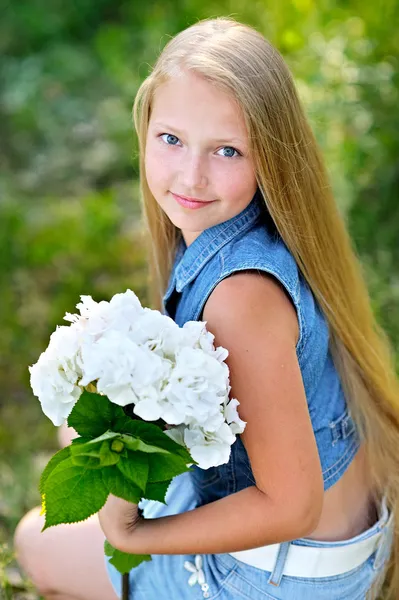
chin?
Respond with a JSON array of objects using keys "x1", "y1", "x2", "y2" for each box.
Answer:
[
  {"x1": 173, "y1": 219, "x2": 207, "y2": 233},
  {"x1": 166, "y1": 209, "x2": 206, "y2": 229}
]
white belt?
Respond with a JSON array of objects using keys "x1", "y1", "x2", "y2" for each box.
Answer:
[{"x1": 229, "y1": 531, "x2": 382, "y2": 578}]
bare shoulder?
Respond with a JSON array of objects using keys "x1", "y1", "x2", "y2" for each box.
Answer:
[
  {"x1": 203, "y1": 271, "x2": 323, "y2": 531},
  {"x1": 203, "y1": 270, "x2": 299, "y2": 347}
]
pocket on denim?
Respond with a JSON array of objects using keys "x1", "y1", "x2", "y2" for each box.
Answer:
[
  {"x1": 202, "y1": 554, "x2": 238, "y2": 600},
  {"x1": 213, "y1": 555, "x2": 280, "y2": 600},
  {"x1": 220, "y1": 573, "x2": 280, "y2": 600},
  {"x1": 281, "y1": 555, "x2": 377, "y2": 600},
  {"x1": 215, "y1": 554, "x2": 378, "y2": 600}
]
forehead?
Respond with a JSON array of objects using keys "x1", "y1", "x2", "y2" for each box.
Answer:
[{"x1": 149, "y1": 71, "x2": 248, "y2": 137}]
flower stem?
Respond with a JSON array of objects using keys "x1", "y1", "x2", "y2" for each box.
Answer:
[{"x1": 122, "y1": 573, "x2": 129, "y2": 600}]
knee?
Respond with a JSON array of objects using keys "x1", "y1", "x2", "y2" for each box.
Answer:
[
  {"x1": 14, "y1": 506, "x2": 43, "y2": 564},
  {"x1": 14, "y1": 506, "x2": 49, "y2": 593},
  {"x1": 57, "y1": 422, "x2": 79, "y2": 448}
]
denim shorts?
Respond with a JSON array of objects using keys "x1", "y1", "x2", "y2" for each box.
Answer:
[{"x1": 105, "y1": 472, "x2": 393, "y2": 600}]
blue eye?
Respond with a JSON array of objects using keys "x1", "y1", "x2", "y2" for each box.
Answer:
[
  {"x1": 160, "y1": 133, "x2": 180, "y2": 145},
  {"x1": 217, "y1": 146, "x2": 240, "y2": 158}
]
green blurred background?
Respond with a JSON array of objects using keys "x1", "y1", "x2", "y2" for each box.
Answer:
[{"x1": 0, "y1": 1, "x2": 398, "y2": 597}]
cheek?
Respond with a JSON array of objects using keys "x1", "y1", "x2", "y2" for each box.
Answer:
[
  {"x1": 215, "y1": 162, "x2": 257, "y2": 200},
  {"x1": 144, "y1": 143, "x2": 173, "y2": 190}
]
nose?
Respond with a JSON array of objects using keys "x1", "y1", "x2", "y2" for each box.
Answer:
[{"x1": 179, "y1": 152, "x2": 208, "y2": 190}]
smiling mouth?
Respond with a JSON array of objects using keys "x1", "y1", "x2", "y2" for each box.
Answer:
[
  {"x1": 171, "y1": 192, "x2": 216, "y2": 210},
  {"x1": 171, "y1": 192, "x2": 214, "y2": 203}
]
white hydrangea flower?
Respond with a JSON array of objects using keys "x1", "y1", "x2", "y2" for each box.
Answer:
[
  {"x1": 107, "y1": 289, "x2": 144, "y2": 332},
  {"x1": 163, "y1": 347, "x2": 229, "y2": 425},
  {"x1": 224, "y1": 398, "x2": 247, "y2": 435},
  {"x1": 65, "y1": 289, "x2": 143, "y2": 338},
  {"x1": 133, "y1": 383, "x2": 185, "y2": 422},
  {"x1": 79, "y1": 330, "x2": 170, "y2": 407},
  {"x1": 183, "y1": 423, "x2": 236, "y2": 469},
  {"x1": 181, "y1": 321, "x2": 215, "y2": 351},
  {"x1": 163, "y1": 424, "x2": 186, "y2": 446},
  {"x1": 29, "y1": 325, "x2": 83, "y2": 426},
  {"x1": 186, "y1": 409, "x2": 225, "y2": 433},
  {"x1": 130, "y1": 308, "x2": 182, "y2": 358},
  {"x1": 30, "y1": 289, "x2": 247, "y2": 470},
  {"x1": 181, "y1": 321, "x2": 229, "y2": 363}
]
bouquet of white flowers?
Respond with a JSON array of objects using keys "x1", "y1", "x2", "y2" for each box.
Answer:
[{"x1": 29, "y1": 290, "x2": 246, "y2": 573}]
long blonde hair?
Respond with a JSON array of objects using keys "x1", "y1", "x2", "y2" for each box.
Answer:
[{"x1": 133, "y1": 17, "x2": 399, "y2": 597}]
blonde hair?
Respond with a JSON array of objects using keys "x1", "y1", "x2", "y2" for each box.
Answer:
[{"x1": 133, "y1": 17, "x2": 399, "y2": 598}]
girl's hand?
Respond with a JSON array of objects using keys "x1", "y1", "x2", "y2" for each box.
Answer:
[{"x1": 98, "y1": 493, "x2": 143, "y2": 550}]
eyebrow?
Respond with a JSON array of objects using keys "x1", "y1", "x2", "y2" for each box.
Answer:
[{"x1": 152, "y1": 122, "x2": 245, "y2": 146}]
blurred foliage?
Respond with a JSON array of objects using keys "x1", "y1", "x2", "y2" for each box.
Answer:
[{"x1": 0, "y1": 1, "x2": 397, "y2": 597}]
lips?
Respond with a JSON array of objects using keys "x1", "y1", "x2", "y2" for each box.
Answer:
[
  {"x1": 171, "y1": 192, "x2": 215, "y2": 210},
  {"x1": 172, "y1": 193, "x2": 212, "y2": 203}
]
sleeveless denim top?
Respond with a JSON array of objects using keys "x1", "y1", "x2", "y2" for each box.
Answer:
[{"x1": 162, "y1": 191, "x2": 360, "y2": 505}]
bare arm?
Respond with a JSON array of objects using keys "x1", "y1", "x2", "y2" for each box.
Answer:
[
  {"x1": 101, "y1": 482, "x2": 319, "y2": 555},
  {"x1": 99, "y1": 272, "x2": 324, "y2": 555}
]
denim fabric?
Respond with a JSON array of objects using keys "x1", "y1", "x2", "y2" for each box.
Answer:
[
  {"x1": 163, "y1": 190, "x2": 360, "y2": 497},
  {"x1": 105, "y1": 191, "x2": 378, "y2": 598},
  {"x1": 106, "y1": 472, "x2": 392, "y2": 599}
]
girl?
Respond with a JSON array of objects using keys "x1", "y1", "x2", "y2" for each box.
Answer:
[{"x1": 15, "y1": 17, "x2": 399, "y2": 600}]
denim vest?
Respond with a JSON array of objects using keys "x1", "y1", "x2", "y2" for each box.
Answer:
[{"x1": 162, "y1": 191, "x2": 360, "y2": 505}]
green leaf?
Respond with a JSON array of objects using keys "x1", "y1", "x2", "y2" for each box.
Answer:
[
  {"x1": 70, "y1": 432, "x2": 121, "y2": 461},
  {"x1": 70, "y1": 440, "x2": 102, "y2": 459},
  {"x1": 42, "y1": 457, "x2": 108, "y2": 529},
  {"x1": 120, "y1": 434, "x2": 171, "y2": 455},
  {"x1": 70, "y1": 454, "x2": 103, "y2": 468},
  {"x1": 68, "y1": 437, "x2": 96, "y2": 466},
  {"x1": 116, "y1": 420, "x2": 192, "y2": 462},
  {"x1": 144, "y1": 480, "x2": 171, "y2": 503},
  {"x1": 104, "y1": 539, "x2": 115, "y2": 557},
  {"x1": 71, "y1": 436, "x2": 92, "y2": 446},
  {"x1": 110, "y1": 549, "x2": 152, "y2": 573},
  {"x1": 70, "y1": 438, "x2": 103, "y2": 468},
  {"x1": 147, "y1": 453, "x2": 190, "y2": 483},
  {"x1": 67, "y1": 390, "x2": 116, "y2": 437},
  {"x1": 117, "y1": 452, "x2": 149, "y2": 492},
  {"x1": 104, "y1": 540, "x2": 151, "y2": 573},
  {"x1": 39, "y1": 446, "x2": 71, "y2": 495},
  {"x1": 70, "y1": 439, "x2": 120, "y2": 468},
  {"x1": 112, "y1": 412, "x2": 138, "y2": 433},
  {"x1": 102, "y1": 466, "x2": 142, "y2": 503},
  {"x1": 99, "y1": 440, "x2": 121, "y2": 466},
  {"x1": 85, "y1": 430, "x2": 121, "y2": 445}
]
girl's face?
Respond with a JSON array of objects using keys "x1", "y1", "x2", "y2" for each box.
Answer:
[{"x1": 145, "y1": 70, "x2": 258, "y2": 246}]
